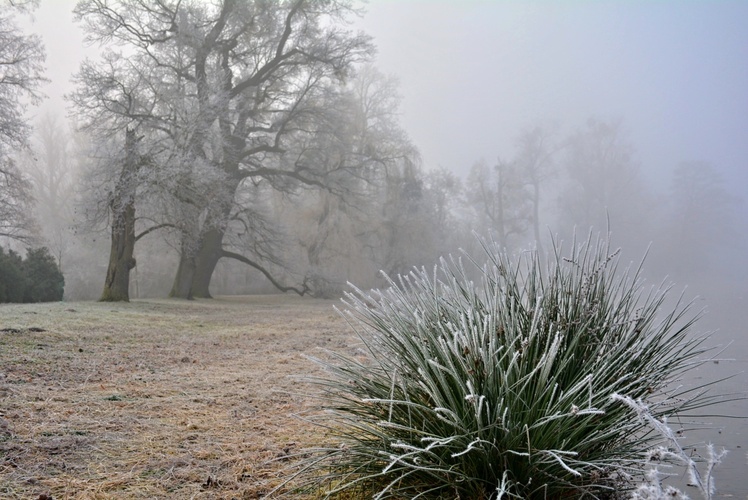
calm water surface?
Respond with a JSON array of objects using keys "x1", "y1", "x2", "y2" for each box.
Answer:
[{"x1": 665, "y1": 292, "x2": 748, "y2": 498}]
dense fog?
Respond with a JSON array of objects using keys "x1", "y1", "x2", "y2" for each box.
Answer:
[
  {"x1": 1, "y1": 1, "x2": 746, "y2": 492},
  {"x1": 2, "y1": 0, "x2": 745, "y2": 306}
]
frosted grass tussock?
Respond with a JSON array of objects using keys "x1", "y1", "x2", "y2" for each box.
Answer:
[{"x1": 292, "y1": 235, "x2": 722, "y2": 499}]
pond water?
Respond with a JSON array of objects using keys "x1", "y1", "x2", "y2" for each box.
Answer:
[{"x1": 664, "y1": 292, "x2": 748, "y2": 498}]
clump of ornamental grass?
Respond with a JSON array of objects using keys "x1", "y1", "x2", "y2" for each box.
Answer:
[{"x1": 294, "y1": 236, "x2": 721, "y2": 499}]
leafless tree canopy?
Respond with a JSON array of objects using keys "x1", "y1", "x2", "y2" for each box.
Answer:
[{"x1": 0, "y1": 0, "x2": 46, "y2": 243}]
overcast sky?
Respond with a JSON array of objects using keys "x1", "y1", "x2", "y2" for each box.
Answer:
[
  {"x1": 28, "y1": 0, "x2": 748, "y2": 195},
  {"x1": 358, "y1": 1, "x2": 748, "y2": 191}
]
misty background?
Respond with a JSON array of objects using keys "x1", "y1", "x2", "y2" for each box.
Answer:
[{"x1": 8, "y1": 0, "x2": 747, "y2": 301}]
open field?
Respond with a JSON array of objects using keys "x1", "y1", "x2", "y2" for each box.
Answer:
[
  {"x1": 1, "y1": 294, "x2": 746, "y2": 499},
  {"x1": 0, "y1": 295, "x2": 354, "y2": 499}
]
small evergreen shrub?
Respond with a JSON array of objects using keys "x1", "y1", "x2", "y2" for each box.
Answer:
[
  {"x1": 0, "y1": 246, "x2": 64, "y2": 303},
  {"x1": 298, "y1": 236, "x2": 718, "y2": 499},
  {"x1": 22, "y1": 247, "x2": 65, "y2": 302},
  {"x1": 0, "y1": 247, "x2": 27, "y2": 303}
]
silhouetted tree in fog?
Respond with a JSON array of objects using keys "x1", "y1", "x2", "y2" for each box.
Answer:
[
  {"x1": 289, "y1": 66, "x2": 419, "y2": 295},
  {"x1": 21, "y1": 114, "x2": 77, "y2": 269},
  {"x1": 556, "y1": 117, "x2": 653, "y2": 250},
  {"x1": 661, "y1": 161, "x2": 741, "y2": 278},
  {"x1": 0, "y1": 159, "x2": 37, "y2": 243},
  {"x1": 70, "y1": 44, "x2": 175, "y2": 301},
  {"x1": 513, "y1": 125, "x2": 558, "y2": 251},
  {"x1": 0, "y1": 0, "x2": 46, "y2": 243},
  {"x1": 465, "y1": 158, "x2": 531, "y2": 248}
]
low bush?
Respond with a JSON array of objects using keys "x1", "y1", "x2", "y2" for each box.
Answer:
[
  {"x1": 22, "y1": 247, "x2": 65, "y2": 302},
  {"x1": 0, "y1": 247, "x2": 26, "y2": 302},
  {"x1": 0, "y1": 246, "x2": 64, "y2": 303},
  {"x1": 297, "y1": 236, "x2": 719, "y2": 499}
]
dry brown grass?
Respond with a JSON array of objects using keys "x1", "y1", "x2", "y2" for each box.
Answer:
[{"x1": 0, "y1": 295, "x2": 356, "y2": 499}]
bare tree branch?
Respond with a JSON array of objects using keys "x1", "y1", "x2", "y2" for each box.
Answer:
[{"x1": 221, "y1": 249, "x2": 309, "y2": 296}]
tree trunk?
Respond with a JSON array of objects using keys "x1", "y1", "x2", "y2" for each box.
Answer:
[
  {"x1": 169, "y1": 237, "x2": 198, "y2": 299},
  {"x1": 495, "y1": 163, "x2": 506, "y2": 243},
  {"x1": 532, "y1": 182, "x2": 543, "y2": 254},
  {"x1": 100, "y1": 129, "x2": 139, "y2": 302},
  {"x1": 100, "y1": 202, "x2": 136, "y2": 301},
  {"x1": 170, "y1": 174, "x2": 239, "y2": 299},
  {"x1": 190, "y1": 227, "x2": 225, "y2": 298}
]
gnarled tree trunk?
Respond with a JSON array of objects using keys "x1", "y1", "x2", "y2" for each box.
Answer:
[
  {"x1": 169, "y1": 236, "x2": 199, "y2": 299},
  {"x1": 190, "y1": 227, "x2": 224, "y2": 298},
  {"x1": 170, "y1": 176, "x2": 237, "y2": 299},
  {"x1": 170, "y1": 223, "x2": 310, "y2": 299},
  {"x1": 100, "y1": 129, "x2": 139, "y2": 302}
]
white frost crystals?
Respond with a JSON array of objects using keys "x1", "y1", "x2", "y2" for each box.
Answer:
[{"x1": 613, "y1": 393, "x2": 727, "y2": 500}]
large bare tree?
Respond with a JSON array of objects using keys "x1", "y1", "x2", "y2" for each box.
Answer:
[
  {"x1": 465, "y1": 157, "x2": 532, "y2": 248},
  {"x1": 289, "y1": 66, "x2": 419, "y2": 294},
  {"x1": 556, "y1": 117, "x2": 653, "y2": 247},
  {"x1": 0, "y1": 0, "x2": 46, "y2": 243},
  {"x1": 20, "y1": 114, "x2": 78, "y2": 269},
  {"x1": 73, "y1": 0, "x2": 374, "y2": 299},
  {"x1": 70, "y1": 43, "x2": 178, "y2": 301},
  {"x1": 513, "y1": 125, "x2": 558, "y2": 251}
]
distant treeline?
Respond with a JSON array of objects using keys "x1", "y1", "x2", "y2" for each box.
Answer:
[{"x1": 0, "y1": 247, "x2": 64, "y2": 303}]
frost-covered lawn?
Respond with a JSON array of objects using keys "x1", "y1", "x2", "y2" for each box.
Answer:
[{"x1": 0, "y1": 296, "x2": 350, "y2": 499}]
